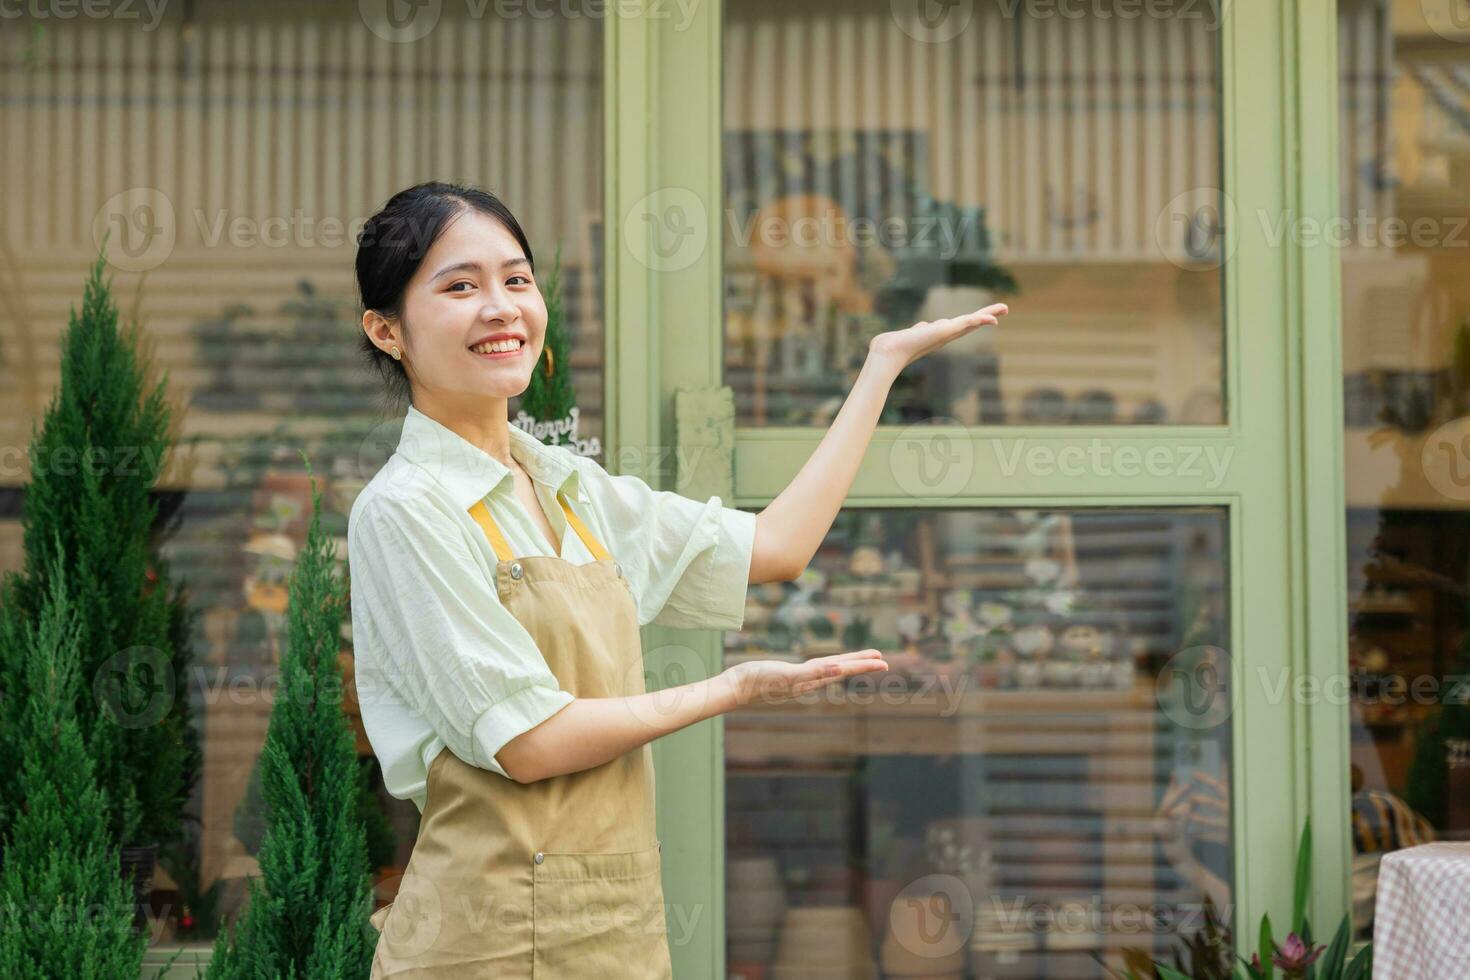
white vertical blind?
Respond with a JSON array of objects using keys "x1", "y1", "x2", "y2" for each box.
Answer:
[
  {"x1": 0, "y1": 0, "x2": 604, "y2": 478},
  {"x1": 723, "y1": 0, "x2": 1222, "y2": 263}
]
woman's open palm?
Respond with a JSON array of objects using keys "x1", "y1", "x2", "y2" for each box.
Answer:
[
  {"x1": 726, "y1": 650, "x2": 888, "y2": 706},
  {"x1": 869, "y1": 302, "x2": 1009, "y2": 370}
]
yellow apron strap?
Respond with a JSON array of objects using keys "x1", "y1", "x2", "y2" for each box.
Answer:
[
  {"x1": 468, "y1": 499, "x2": 515, "y2": 563},
  {"x1": 469, "y1": 491, "x2": 613, "y2": 563},
  {"x1": 557, "y1": 492, "x2": 613, "y2": 562}
]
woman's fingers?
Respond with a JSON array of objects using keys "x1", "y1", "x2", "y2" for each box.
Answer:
[
  {"x1": 805, "y1": 649, "x2": 887, "y2": 667},
  {"x1": 1157, "y1": 778, "x2": 1190, "y2": 813},
  {"x1": 945, "y1": 303, "x2": 1008, "y2": 332},
  {"x1": 780, "y1": 651, "x2": 888, "y2": 696},
  {"x1": 744, "y1": 650, "x2": 892, "y2": 704},
  {"x1": 963, "y1": 307, "x2": 1006, "y2": 331},
  {"x1": 1189, "y1": 790, "x2": 1228, "y2": 813},
  {"x1": 1191, "y1": 769, "x2": 1228, "y2": 796},
  {"x1": 915, "y1": 305, "x2": 1006, "y2": 349},
  {"x1": 1181, "y1": 799, "x2": 1228, "y2": 822},
  {"x1": 800, "y1": 655, "x2": 887, "y2": 687},
  {"x1": 804, "y1": 652, "x2": 887, "y2": 678}
]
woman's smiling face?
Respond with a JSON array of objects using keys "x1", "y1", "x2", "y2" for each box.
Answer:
[{"x1": 398, "y1": 208, "x2": 546, "y2": 402}]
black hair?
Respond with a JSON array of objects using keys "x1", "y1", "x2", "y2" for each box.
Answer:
[{"x1": 355, "y1": 181, "x2": 536, "y2": 408}]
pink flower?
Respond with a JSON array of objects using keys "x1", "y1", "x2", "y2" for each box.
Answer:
[{"x1": 1271, "y1": 933, "x2": 1326, "y2": 975}]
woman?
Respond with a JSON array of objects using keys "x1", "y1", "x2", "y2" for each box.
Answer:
[{"x1": 349, "y1": 181, "x2": 1008, "y2": 977}]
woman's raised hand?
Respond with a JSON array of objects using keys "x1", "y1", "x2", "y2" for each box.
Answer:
[
  {"x1": 867, "y1": 302, "x2": 1009, "y2": 372},
  {"x1": 722, "y1": 650, "x2": 889, "y2": 707}
]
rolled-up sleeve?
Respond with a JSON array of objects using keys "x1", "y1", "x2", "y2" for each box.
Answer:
[
  {"x1": 585, "y1": 467, "x2": 756, "y2": 631},
  {"x1": 347, "y1": 496, "x2": 573, "y2": 778}
]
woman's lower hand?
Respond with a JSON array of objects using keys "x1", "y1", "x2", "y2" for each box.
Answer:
[{"x1": 722, "y1": 650, "x2": 889, "y2": 707}]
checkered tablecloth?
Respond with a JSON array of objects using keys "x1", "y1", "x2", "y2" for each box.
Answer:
[{"x1": 1372, "y1": 842, "x2": 1470, "y2": 979}]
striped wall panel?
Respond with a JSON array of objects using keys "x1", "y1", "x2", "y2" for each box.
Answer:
[
  {"x1": 0, "y1": 0, "x2": 605, "y2": 486},
  {"x1": 723, "y1": 0, "x2": 1223, "y2": 264}
]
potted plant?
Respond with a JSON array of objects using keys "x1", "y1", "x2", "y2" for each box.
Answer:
[
  {"x1": 966, "y1": 633, "x2": 1004, "y2": 689},
  {"x1": 1098, "y1": 819, "x2": 1373, "y2": 979}
]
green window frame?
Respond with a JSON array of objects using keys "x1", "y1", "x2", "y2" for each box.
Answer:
[{"x1": 601, "y1": 1, "x2": 1350, "y2": 975}]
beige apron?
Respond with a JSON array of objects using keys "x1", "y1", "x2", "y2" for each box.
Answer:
[{"x1": 369, "y1": 490, "x2": 674, "y2": 979}]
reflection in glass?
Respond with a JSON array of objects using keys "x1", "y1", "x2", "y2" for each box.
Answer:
[
  {"x1": 0, "y1": 2, "x2": 604, "y2": 945},
  {"x1": 724, "y1": 507, "x2": 1231, "y2": 978},
  {"x1": 723, "y1": 0, "x2": 1225, "y2": 428},
  {"x1": 1338, "y1": 0, "x2": 1470, "y2": 944}
]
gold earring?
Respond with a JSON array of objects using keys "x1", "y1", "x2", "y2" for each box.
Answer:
[
  {"x1": 390, "y1": 346, "x2": 402, "y2": 361},
  {"x1": 543, "y1": 346, "x2": 554, "y2": 378}
]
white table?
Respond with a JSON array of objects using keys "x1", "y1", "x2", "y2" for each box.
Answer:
[{"x1": 1372, "y1": 842, "x2": 1470, "y2": 979}]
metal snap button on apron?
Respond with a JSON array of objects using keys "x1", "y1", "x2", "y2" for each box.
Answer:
[
  {"x1": 534, "y1": 851, "x2": 544, "y2": 865},
  {"x1": 510, "y1": 561, "x2": 523, "y2": 580}
]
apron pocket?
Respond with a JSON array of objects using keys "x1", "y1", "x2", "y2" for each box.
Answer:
[{"x1": 532, "y1": 842, "x2": 672, "y2": 979}]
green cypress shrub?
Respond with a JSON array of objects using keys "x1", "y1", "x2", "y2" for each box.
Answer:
[
  {"x1": 206, "y1": 462, "x2": 374, "y2": 978},
  {"x1": 518, "y1": 243, "x2": 576, "y2": 442},
  {"x1": 0, "y1": 241, "x2": 200, "y2": 854},
  {"x1": 0, "y1": 544, "x2": 147, "y2": 978}
]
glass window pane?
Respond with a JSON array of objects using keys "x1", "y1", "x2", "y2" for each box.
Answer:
[
  {"x1": 1338, "y1": 0, "x2": 1470, "y2": 944},
  {"x1": 724, "y1": 507, "x2": 1232, "y2": 977},
  {"x1": 0, "y1": 0, "x2": 603, "y2": 946},
  {"x1": 722, "y1": 1, "x2": 1225, "y2": 427}
]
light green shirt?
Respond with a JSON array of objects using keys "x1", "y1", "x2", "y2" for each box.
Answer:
[{"x1": 348, "y1": 403, "x2": 755, "y2": 808}]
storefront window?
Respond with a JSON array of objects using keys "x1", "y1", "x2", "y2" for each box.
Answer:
[
  {"x1": 1338, "y1": 0, "x2": 1470, "y2": 944},
  {"x1": 722, "y1": 0, "x2": 1225, "y2": 428},
  {"x1": 0, "y1": 0, "x2": 604, "y2": 946},
  {"x1": 724, "y1": 507, "x2": 1231, "y2": 977}
]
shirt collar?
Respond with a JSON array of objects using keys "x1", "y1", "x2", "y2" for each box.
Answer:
[{"x1": 394, "y1": 403, "x2": 580, "y2": 510}]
